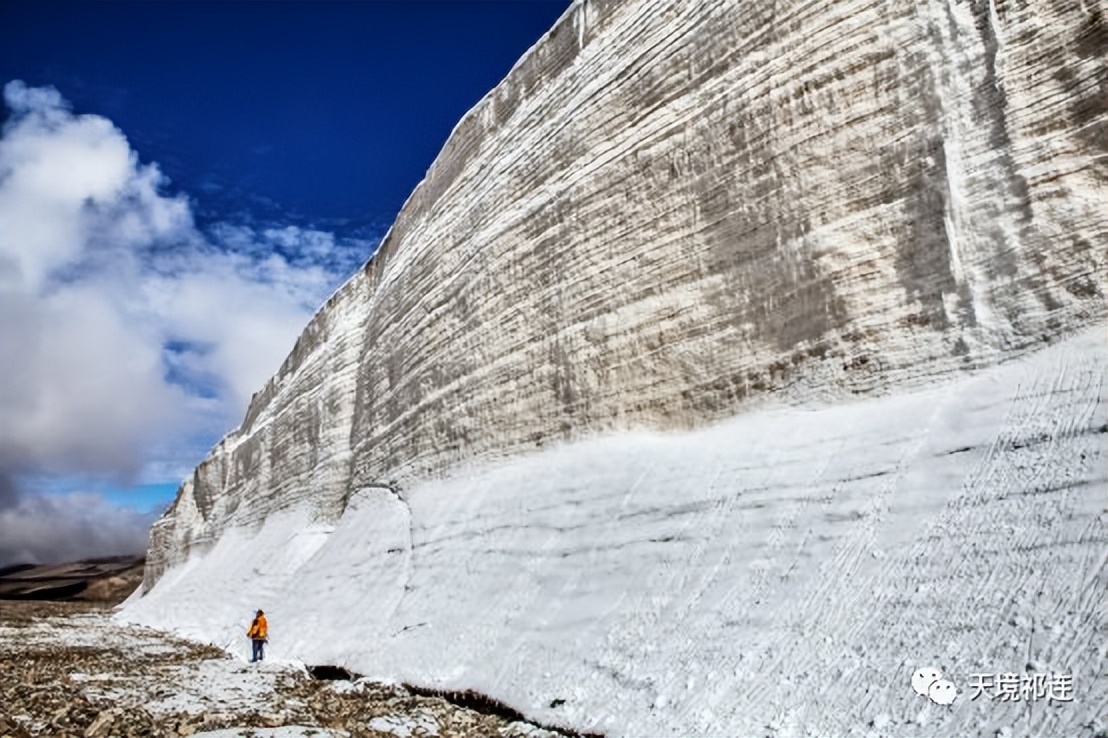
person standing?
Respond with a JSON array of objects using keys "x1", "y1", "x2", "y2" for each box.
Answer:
[{"x1": 247, "y1": 609, "x2": 268, "y2": 662}]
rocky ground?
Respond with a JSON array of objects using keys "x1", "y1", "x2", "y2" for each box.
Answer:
[{"x1": 0, "y1": 574, "x2": 577, "y2": 738}]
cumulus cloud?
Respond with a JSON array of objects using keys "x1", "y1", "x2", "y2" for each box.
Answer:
[
  {"x1": 0, "y1": 81, "x2": 193, "y2": 292},
  {"x1": 0, "y1": 81, "x2": 199, "y2": 480},
  {"x1": 0, "y1": 82, "x2": 375, "y2": 563}
]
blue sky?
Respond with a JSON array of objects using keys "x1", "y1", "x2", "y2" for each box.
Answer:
[{"x1": 0, "y1": 0, "x2": 568, "y2": 565}]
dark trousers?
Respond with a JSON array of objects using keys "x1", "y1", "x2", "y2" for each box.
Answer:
[{"x1": 251, "y1": 638, "x2": 265, "y2": 662}]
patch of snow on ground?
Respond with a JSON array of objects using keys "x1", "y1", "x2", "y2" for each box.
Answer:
[
  {"x1": 135, "y1": 657, "x2": 302, "y2": 716},
  {"x1": 367, "y1": 710, "x2": 440, "y2": 738}
]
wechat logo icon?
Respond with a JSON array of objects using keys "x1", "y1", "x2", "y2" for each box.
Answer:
[{"x1": 912, "y1": 666, "x2": 957, "y2": 705}]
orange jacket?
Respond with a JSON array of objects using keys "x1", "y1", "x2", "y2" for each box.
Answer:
[{"x1": 248, "y1": 615, "x2": 268, "y2": 640}]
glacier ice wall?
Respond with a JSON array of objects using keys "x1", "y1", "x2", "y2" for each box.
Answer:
[
  {"x1": 144, "y1": 0, "x2": 1105, "y2": 583},
  {"x1": 130, "y1": 0, "x2": 1106, "y2": 732}
]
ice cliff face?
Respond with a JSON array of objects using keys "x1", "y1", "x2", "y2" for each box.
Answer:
[
  {"x1": 147, "y1": 0, "x2": 1105, "y2": 581},
  {"x1": 131, "y1": 0, "x2": 1106, "y2": 733}
]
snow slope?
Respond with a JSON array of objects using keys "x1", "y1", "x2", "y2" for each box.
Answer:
[{"x1": 122, "y1": 326, "x2": 1108, "y2": 736}]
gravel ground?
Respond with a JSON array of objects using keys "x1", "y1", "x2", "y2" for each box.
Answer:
[{"x1": 0, "y1": 599, "x2": 575, "y2": 738}]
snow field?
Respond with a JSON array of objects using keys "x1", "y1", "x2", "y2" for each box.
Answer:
[{"x1": 122, "y1": 326, "x2": 1108, "y2": 736}]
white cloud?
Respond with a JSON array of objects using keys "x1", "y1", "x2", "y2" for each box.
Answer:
[
  {"x1": 0, "y1": 489, "x2": 155, "y2": 566},
  {"x1": 144, "y1": 251, "x2": 333, "y2": 412},
  {"x1": 0, "y1": 81, "x2": 371, "y2": 509},
  {"x1": 0, "y1": 81, "x2": 192, "y2": 292},
  {"x1": 1, "y1": 281, "x2": 190, "y2": 478}
]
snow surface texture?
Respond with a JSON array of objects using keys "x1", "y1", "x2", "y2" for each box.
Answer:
[
  {"x1": 140, "y1": 0, "x2": 1106, "y2": 586},
  {"x1": 123, "y1": 327, "x2": 1108, "y2": 736}
]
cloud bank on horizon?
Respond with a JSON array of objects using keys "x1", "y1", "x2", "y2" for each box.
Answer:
[{"x1": 0, "y1": 81, "x2": 375, "y2": 565}]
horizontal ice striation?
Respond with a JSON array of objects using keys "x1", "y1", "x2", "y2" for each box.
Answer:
[
  {"x1": 340, "y1": 0, "x2": 1106, "y2": 487},
  {"x1": 133, "y1": 0, "x2": 1106, "y2": 730},
  {"x1": 147, "y1": 0, "x2": 1106, "y2": 579}
]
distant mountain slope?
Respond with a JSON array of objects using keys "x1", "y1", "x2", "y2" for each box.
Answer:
[{"x1": 0, "y1": 556, "x2": 144, "y2": 603}]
